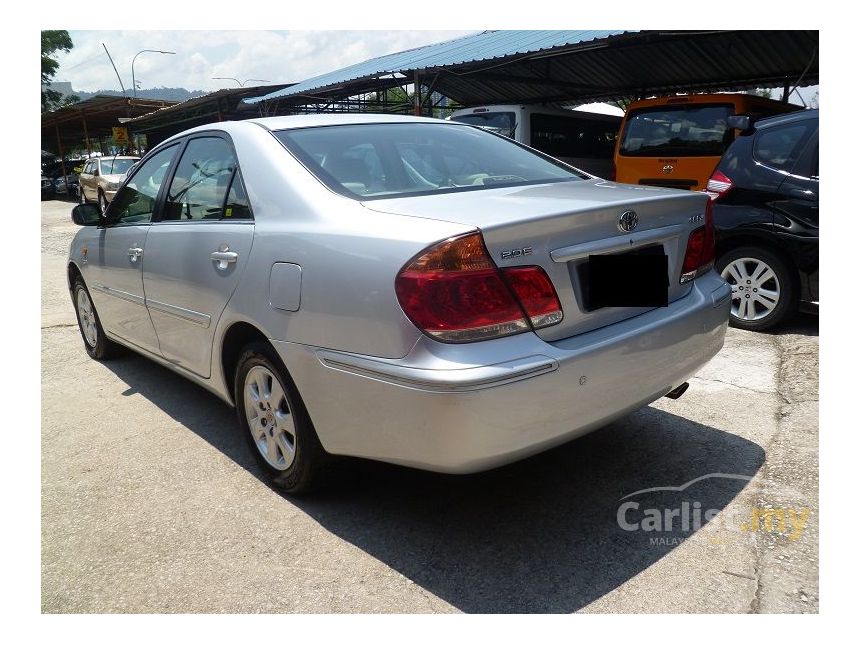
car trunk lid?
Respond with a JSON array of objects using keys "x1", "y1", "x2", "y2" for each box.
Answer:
[{"x1": 363, "y1": 179, "x2": 710, "y2": 341}]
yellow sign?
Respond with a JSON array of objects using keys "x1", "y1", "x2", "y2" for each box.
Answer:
[{"x1": 112, "y1": 127, "x2": 129, "y2": 145}]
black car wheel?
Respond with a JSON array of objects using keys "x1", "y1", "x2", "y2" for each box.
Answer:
[{"x1": 717, "y1": 246, "x2": 796, "y2": 331}]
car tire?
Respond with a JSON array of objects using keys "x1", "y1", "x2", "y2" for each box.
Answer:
[
  {"x1": 234, "y1": 341, "x2": 329, "y2": 494},
  {"x1": 717, "y1": 246, "x2": 796, "y2": 331},
  {"x1": 97, "y1": 189, "x2": 107, "y2": 214},
  {"x1": 72, "y1": 276, "x2": 122, "y2": 360}
]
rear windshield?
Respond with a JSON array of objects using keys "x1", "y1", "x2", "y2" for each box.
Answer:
[
  {"x1": 100, "y1": 158, "x2": 138, "y2": 175},
  {"x1": 274, "y1": 122, "x2": 587, "y2": 200},
  {"x1": 619, "y1": 104, "x2": 734, "y2": 157},
  {"x1": 449, "y1": 111, "x2": 516, "y2": 139}
]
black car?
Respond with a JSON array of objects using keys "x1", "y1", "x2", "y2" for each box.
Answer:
[
  {"x1": 707, "y1": 109, "x2": 818, "y2": 331},
  {"x1": 41, "y1": 175, "x2": 54, "y2": 200}
]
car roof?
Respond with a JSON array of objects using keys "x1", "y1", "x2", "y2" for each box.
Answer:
[
  {"x1": 755, "y1": 108, "x2": 818, "y2": 130},
  {"x1": 246, "y1": 113, "x2": 447, "y2": 131},
  {"x1": 157, "y1": 113, "x2": 459, "y2": 148}
]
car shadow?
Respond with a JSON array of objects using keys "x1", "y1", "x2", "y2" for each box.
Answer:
[
  {"x1": 103, "y1": 352, "x2": 765, "y2": 613},
  {"x1": 775, "y1": 312, "x2": 818, "y2": 337}
]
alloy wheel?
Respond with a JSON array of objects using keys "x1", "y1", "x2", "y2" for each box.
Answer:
[
  {"x1": 721, "y1": 257, "x2": 781, "y2": 322},
  {"x1": 76, "y1": 288, "x2": 98, "y2": 347},
  {"x1": 243, "y1": 365, "x2": 296, "y2": 471}
]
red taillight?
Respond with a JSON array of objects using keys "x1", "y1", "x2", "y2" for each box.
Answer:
[
  {"x1": 500, "y1": 266, "x2": 564, "y2": 329},
  {"x1": 680, "y1": 200, "x2": 715, "y2": 284},
  {"x1": 395, "y1": 233, "x2": 563, "y2": 343},
  {"x1": 705, "y1": 169, "x2": 733, "y2": 201},
  {"x1": 703, "y1": 198, "x2": 715, "y2": 266}
]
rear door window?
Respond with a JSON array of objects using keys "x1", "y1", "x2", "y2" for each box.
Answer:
[
  {"x1": 753, "y1": 123, "x2": 815, "y2": 172},
  {"x1": 223, "y1": 170, "x2": 253, "y2": 220},
  {"x1": 163, "y1": 137, "x2": 238, "y2": 221}
]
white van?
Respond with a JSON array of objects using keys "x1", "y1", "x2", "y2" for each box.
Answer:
[{"x1": 448, "y1": 104, "x2": 621, "y2": 178}]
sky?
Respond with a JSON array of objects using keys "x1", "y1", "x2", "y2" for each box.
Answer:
[{"x1": 55, "y1": 30, "x2": 478, "y2": 94}]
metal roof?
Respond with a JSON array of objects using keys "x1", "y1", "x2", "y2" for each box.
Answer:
[
  {"x1": 246, "y1": 30, "x2": 624, "y2": 103},
  {"x1": 120, "y1": 84, "x2": 295, "y2": 146},
  {"x1": 42, "y1": 95, "x2": 178, "y2": 153},
  {"x1": 247, "y1": 30, "x2": 818, "y2": 108},
  {"x1": 126, "y1": 83, "x2": 295, "y2": 128}
]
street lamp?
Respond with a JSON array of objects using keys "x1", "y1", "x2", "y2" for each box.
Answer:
[
  {"x1": 132, "y1": 49, "x2": 176, "y2": 99},
  {"x1": 212, "y1": 77, "x2": 271, "y2": 87}
]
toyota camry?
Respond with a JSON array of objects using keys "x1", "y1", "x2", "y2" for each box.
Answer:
[{"x1": 68, "y1": 114, "x2": 730, "y2": 493}]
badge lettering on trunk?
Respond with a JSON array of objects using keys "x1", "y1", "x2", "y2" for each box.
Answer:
[{"x1": 500, "y1": 247, "x2": 533, "y2": 260}]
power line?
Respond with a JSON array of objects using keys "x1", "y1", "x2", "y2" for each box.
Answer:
[{"x1": 61, "y1": 51, "x2": 106, "y2": 72}]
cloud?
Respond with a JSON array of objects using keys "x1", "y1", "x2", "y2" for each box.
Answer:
[{"x1": 55, "y1": 30, "x2": 476, "y2": 93}]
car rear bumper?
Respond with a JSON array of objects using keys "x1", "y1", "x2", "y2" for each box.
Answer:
[{"x1": 273, "y1": 270, "x2": 731, "y2": 473}]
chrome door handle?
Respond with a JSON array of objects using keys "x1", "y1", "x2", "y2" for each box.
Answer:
[
  {"x1": 211, "y1": 248, "x2": 239, "y2": 270},
  {"x1": 128, "y1": 247, "x2": 143, "y2": 262}
]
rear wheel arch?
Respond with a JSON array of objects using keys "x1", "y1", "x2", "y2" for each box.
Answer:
[{"x1": 219, "y1": 321, "x2": 272, "y2": 405}]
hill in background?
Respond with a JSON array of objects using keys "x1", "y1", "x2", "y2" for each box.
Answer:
[{"x1": 74, "y1": 87, "x2": 207, "y2": 102}]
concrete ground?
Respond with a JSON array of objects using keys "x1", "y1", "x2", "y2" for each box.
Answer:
[{"x1": 41, "y1": 198, "x2": 818, "y2": 613}]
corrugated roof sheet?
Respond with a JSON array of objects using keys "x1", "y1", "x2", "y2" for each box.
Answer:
[
  {"x1": 245, "y1": 30, "x2": 818, "y2": 108},
  {"x1": 126, "y1": 83, "x2": 295, "y2": 124},
  {"x1": 246, "y1": 30, "x2": 626, "y2": 103}
]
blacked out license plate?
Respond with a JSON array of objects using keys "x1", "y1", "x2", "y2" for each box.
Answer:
[{"x1": 587, "y1": 251, "x2": 669, "y2": 309}]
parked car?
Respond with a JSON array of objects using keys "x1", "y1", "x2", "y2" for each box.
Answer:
[
  {"x1": 78, "y1": 155, "x2": 139, "y2": 213},
  {"x1": 41, "y1": 175, "x2": 54, "y2": 200},
  {"x1": 449, "y1": 104, "x2": 620, "y2": 178},
  {"x1": 614, "y1": 93, "x2": 801, "y2": 191},
  {"x1": 67, "y1": 114, "x2": 730, "y2": 493},
  {"x1": 53, "y1": 173, "x2": 79, "y2": 196},
  {"x1": 706, "y1": 109, "x2": 818, "y2": 331}
]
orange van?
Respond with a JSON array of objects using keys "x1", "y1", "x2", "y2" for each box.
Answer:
[{"x1": 613, "y1": 94, "x2": 801, "y2": 190}]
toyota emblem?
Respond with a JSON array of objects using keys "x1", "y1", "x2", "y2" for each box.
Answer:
[{"x1": 618, "y1": 210, "x2": 639, "y2": 233}]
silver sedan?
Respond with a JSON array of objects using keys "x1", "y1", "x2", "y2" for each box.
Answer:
[{"x1": 67, "y1": 114, "x2": 730, "y2": 493}]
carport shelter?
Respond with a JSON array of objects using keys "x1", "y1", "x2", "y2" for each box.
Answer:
[
  {"x1": 245, "y1": 30, "x2": 819, "y2": 113},
  {"x1": 41, "y1": 95, "x2": 178, "y2": 180}
]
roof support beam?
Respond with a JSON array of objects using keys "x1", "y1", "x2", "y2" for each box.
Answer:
[{"x1": 441, "y1": 68, "x2": 606, "y2": 93}]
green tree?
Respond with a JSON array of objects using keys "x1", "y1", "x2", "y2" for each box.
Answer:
[
  {"x1": 367, "y1": 86, "x2": 414, "y2": 113},
  {"x1": 746, "y1": 88, "x2": 774, "y2": 99},
  {"x1": 613, "y1": 97, "x2": 634, "y2": 112},
  {"x1": 42, "y1": 30, "x2": 78, "y2": 113}
]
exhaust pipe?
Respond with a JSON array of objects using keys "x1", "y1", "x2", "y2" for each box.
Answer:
[{"x1": 664, "y1": 382, "x2": 690, "y2": 400}]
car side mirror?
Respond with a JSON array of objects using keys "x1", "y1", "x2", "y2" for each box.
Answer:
[
  {"x1": 727, "y1": 115, "x2": 752, "y2": 132},
  {"x1": 71, "y1": 203, "x2": 102, "y2": 226},
  {"x1": 93, "y1": 167, "x2": 100, "y2": 177}
]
